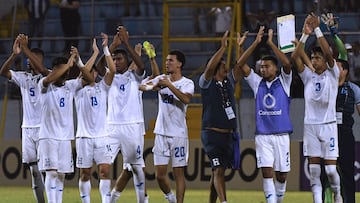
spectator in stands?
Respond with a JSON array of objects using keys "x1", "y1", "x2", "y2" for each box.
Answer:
[
  {"x1": 349, "y1": 41, "x2": 360, "y2": 86},
  {"x1": 345, "y1": 43, "x2": 356, "y2": 82},
  {"x1": 211, "y1": 6, "x2": 232, "y2": 36},
  {"x1": 144, "y1": 0, "x2": 161, "y2": 16},
  {"x1": 244, "y1": 0, "x2": 273, "y2": 13},
  {"x1": 245, "y1": 9, "x2": 275, "y2": 66},
  {"x1": 277, "y1": 0, "x2": 294, "y2": 15},
  {"x1": 124, "y1": 0, "x2": 141, "y2": 16},
  {"x1": 59, "y1": 0, "x2": 81, "y2": 53},
  {"x1": 193, "y1": 7, "x2": 215, "y2": 35},
  {"x1": 24, "y1": 0, "x2": 50, "y2": 48},
  {"x1": 302, "y1": 0, "x2": 323, "y2": 13}
]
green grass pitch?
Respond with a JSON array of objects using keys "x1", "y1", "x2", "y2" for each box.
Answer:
[{"x1": 3, "y1": 186, "x2": 359, "y2": 202}]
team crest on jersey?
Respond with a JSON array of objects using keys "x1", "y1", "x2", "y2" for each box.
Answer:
[{"x1": 263, "y1": 93, "x2": 276, "y2": 109}]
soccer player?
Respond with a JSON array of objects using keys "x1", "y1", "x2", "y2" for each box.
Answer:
[
  {"x1": 75, "y1": 33, "x2": 116, "y2": 203},
  {"x1": 97, "y1": 26, "x2": 146, "y2": 203},
  {"x1": 291, "y1": 13, "x2": 343, "y2": 203},
  {"x1": 237, "y1": 26, "x2": 293, "y2": 203},
  {"x1": 37, "y1": 48, "x2": 93, "y2": 203},
  {"x1": 130, "y1": 41, "x2": 160, "y2": 203},
  {"x1": 0, "y1": 34, "x2": 49, "y2": 203},
  {"x1": 143, "y1": 50, "x2": 194, "y2": 203}
]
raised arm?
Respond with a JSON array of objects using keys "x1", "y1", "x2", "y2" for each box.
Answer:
[
  {"x1": 102, "y1": 33, "x2": 116, "y2": 85},
  {"x1": 143, "y1": 41, "x2": 160, "y2": 79},
  {"x1": 266, "y1": 29, "x2": 292, "y2": 74},
  {"x1": 79, "y1": 39, "x2": 98, "y2": 84},
  {"x1": 203, "y1": 31, "x2": 228, "y2": 81},
  {"x1": 118, "y1": 26, "x2": 145, "y2": 75},
  {"x1": 96, "y1": 31, "x2": 122, "y2": 77},
  {"x1": 18, "y1": 34, "x2": 49, "y2": 76},
  {"x1": 109, "y1": 30, "x2": 122, "y2": 53},
  {"x1": 42, "y1": 53, "x2": 76, "y2": 87},
  {"x1": 237, "y1": 26, "x2": 265, "y2": 77},
  {"x1": 128, "y1": 43, "x2": 142, "y2": 71},
  {"x1": 291, "y1": 16, "x2": 314, "y2": 73},
  {"x1": 233, "y1": 31, "x2": 248, "y2": 81},
  {"x1": 0, "y1": 37, "x2": 21, "y2": 79},
  {"x1": 309, "y1": 13, "x2": 334, "y2": 67}
]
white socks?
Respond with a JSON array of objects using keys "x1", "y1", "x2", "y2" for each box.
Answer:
[
  {"x1": 30, "y1": 165, "x2": 45, "y2": 203},
  {"x1": 110, "y1": 188, "x2": 121, "y2": 203},
  {"x1": 274, "y1": 180, "x2": 286, "y2": 203},
  {"x1": 79, "y1": 180, "x2": 91, "y2": 203},
  {"x1": 263, "y1": 178, "x2": 276, "y2": 203},
  {"x1": 45, "y1": 171, "x2": 57, "y2": 203},
  {"x1": 56, "y1": 173, "x2": 65, "y2": 203},
  {"x1": 325, "y1": 165, "x2": 342, "y2": 202},
  {"x1": 165, "y1": 191, "x2": 176, "y2": 203},
  {"x1": 79, "y1": 179, "x2": 111, "y2": 203},
  {"x1": 99, "y1": 179, "x2": 111, "y2": 203},
  {"x1": 132, "y1": 165, "x2": 145, "y2": 203},
  {"x1": 309, "y1": 164, "x2": 322, "y2": 203}
]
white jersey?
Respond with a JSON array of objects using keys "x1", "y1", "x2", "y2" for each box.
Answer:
[
  {"x1": 75, "y1": 79, "x2": 110, "y2": 138},
  {"x1": 245, "y1": 68, "x2": 292, "y2": 97},
  {"x1": 107, "y1": 70, "x2": 145, "y2": 124},
  {"x1": 38, "y1": 78, "x2": 82, "y2": 140},
  {"x1": 9, "y1": 70, "x2": 43, "y2": 128},
  {"x1": 153, "y1": 76, "x2": 195, "y2": 138},
  {"x1": 299, "y1": 62, "x2": 340, "y2": 124}
]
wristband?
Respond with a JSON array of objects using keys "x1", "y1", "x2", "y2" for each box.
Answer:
[
  {"x1": 103, "y1": 46, "x2": 111, "y2": 56},
  {"x1": 299, "y1": 33, "x2": 309, "y2": 44},
  {"x1": 314, "y1": 27, "x2": 324, "y2": 38}
]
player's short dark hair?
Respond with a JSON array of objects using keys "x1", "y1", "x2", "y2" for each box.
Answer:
[
  {"x1": 261, "y1": 55, "x2": 278, "y2": 66},
  {"x1": 112, "y1": 48, "x2": 129, "y2": 64},
  {"x1": 311, "y1": 46, "x2": 324, "y2": 56},
  {"x1": 169, "y1": 50, "x2": 186, "y2": 69},
  {"x1": 51, "y1": 56, "x2": 68, "y2": 68},
  {"x1": 30, "y1": 48, "x2": 44, "y2": 57}
]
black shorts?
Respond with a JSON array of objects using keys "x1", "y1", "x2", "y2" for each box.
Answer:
[{"x1": 201, "y1": 129, "x2": 234, "y2": 168}]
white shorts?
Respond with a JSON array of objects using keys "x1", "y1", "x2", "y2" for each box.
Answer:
[
  {"x1": 38, "y1": 139, "x2": 74, "y2": 173},
  {"x1": 152, "y1": 134, "x2": 188, "y2": 167},
  {"x1": 303, "y1": 123, "x2": 338, "y2": 160},
  {"x1": 76, "y1": 136, "x2": 112, "y2": 168},
  {"x1": 255, "y1": 134, "x2": 290, "y2": 172},
  {"x1": 107, "y1": 123, "x2": 145, "y2": 165},
  {"x1": 22, "y1": 127, "x2": 40, "y2": 164}
]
